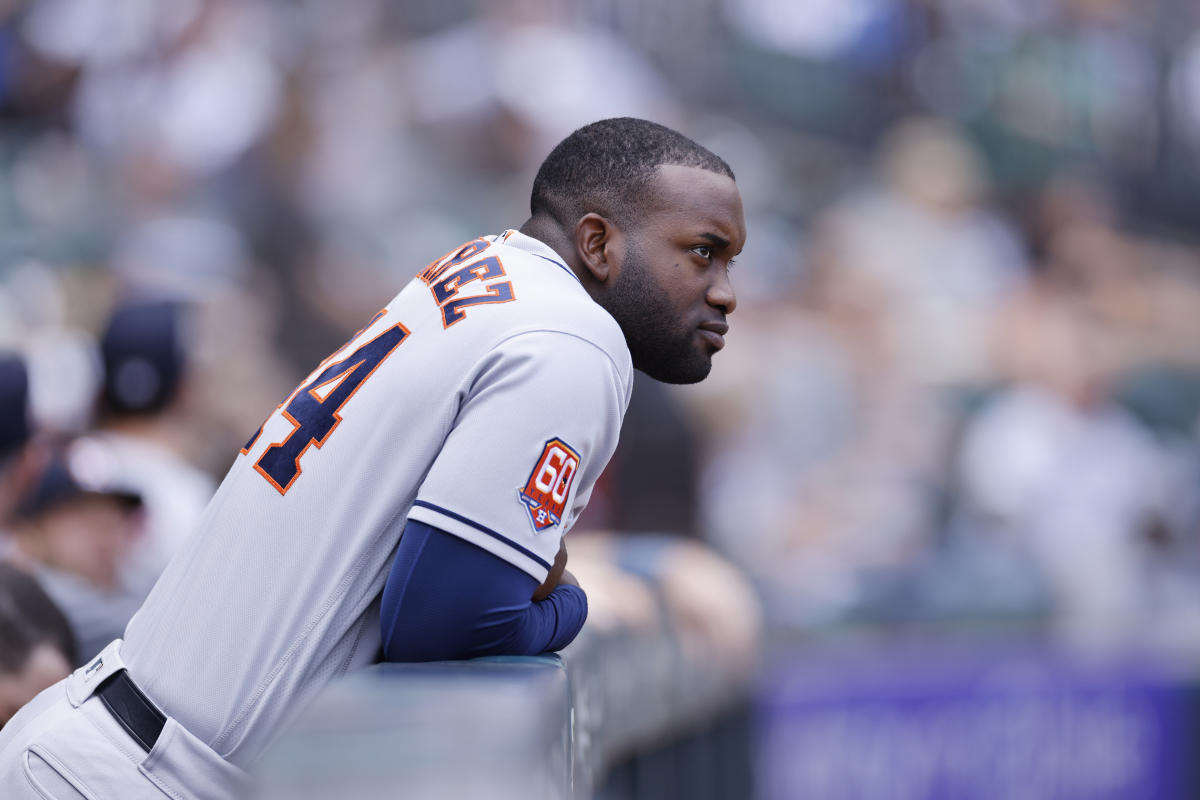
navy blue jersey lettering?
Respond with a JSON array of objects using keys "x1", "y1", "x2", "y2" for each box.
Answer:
[
  {"x1": 254, "y1": 323, "x2": 409, "y2": 494},
  {"x1": 431, "y1": 256, "x2": 515, "y2": 327}
]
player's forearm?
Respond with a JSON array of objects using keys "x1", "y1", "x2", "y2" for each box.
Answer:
[
  {"x1": 536, "y1": 584, "x2": 588, "y2": 652},
  {"x1": 473, "y1": 583, "x2": 587, "y2": 655},
  {"x1": 380, "y1": 520, "x2": 587, "y2": 662}
]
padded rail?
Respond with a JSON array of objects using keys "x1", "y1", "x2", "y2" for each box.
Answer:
[{"x1": 253, "y1": 625, "x2": 750, "y2": 799}]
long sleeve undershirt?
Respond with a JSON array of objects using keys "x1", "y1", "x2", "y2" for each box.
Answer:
[{"x1": 380, "y1": 520, "x2": 587, "y2": 662}]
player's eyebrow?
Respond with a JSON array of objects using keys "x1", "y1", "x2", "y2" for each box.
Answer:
[{"x1": 700, "y1": 231, "x2": 745, "y2": 258}]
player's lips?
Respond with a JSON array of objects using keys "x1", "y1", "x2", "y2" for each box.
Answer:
[{"x1": 698, "y1": 320, "x2": 728, "y2": 350}]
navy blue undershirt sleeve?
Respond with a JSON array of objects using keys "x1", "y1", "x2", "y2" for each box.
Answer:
[{"x1": 381, "y1": 519, "x2": 588, "y2": 662}]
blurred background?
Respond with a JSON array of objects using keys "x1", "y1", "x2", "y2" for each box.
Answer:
[{"x1": 2, "y1": 0, "x2": 1200, "y2": 797}]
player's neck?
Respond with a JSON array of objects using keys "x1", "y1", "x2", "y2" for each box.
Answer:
[{"x1": 517, "y1": 215, "x2": 584, "y2": 282}]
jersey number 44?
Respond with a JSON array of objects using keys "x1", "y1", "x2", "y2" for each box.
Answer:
[{"x1": 242, "y1": 239, "x2": 512, "y2": 495}]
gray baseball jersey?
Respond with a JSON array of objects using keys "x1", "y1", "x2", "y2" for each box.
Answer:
[{"x1": 120, "y1": 230, "x2": 632, "y2": 767}]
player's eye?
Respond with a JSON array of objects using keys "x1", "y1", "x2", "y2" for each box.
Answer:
[{"x1": 691, "y1": 245, "x2": 713, "y2": 261}]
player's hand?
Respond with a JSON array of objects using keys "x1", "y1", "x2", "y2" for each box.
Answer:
[{"x1": 531, "y1": 540, "x2": 568, "y2": 601}]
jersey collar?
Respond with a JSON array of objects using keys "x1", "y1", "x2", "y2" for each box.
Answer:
[{"x1": 497, "y1": 230, "x2": 581, "y2": 284}]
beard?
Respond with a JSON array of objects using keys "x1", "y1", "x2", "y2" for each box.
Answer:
[{"x1": 600, "y1": 242, "x2": 714, "y2": 385}]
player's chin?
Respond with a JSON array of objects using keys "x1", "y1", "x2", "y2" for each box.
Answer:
[
  {"x1": 677, "y1": 360, "x2": 713, "y2": 384},
  {"x1": 631, "y1": 335, "x2": 716, "y2": 384},
  {"x1": 645, "y1": 351, "x2": 713, "y2": 385}
]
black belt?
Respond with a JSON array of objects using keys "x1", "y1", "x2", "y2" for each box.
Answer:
[{"x1": 95, "y1": 669, "x2": 166, "y2": 753}]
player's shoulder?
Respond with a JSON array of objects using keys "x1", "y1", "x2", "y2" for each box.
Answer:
[
  {"x1": 486, "y1": 231, "x2": 629, "y2": 363},
  {"x1": 409, "y1": 230, "x2": 629, "y2": 379}
]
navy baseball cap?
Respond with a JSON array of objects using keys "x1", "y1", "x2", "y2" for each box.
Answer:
[
  {"x1": 0, "y1": 353, "x2": 31, "y2": 459},
  {"x1": 13, "y1": 445, "x2": 142, "y2": 521},
  {"x1": 100, "y1": 300, "x2": 186, "y2": 415}
]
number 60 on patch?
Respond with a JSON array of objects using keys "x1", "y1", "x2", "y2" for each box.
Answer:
[{"x1": 518, "y1": 438, "x2": 580, "y2": 532}]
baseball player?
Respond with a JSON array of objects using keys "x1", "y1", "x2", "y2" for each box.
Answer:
[{"x1": 0, "y1": 117, "x2": 745, "y2": 799}]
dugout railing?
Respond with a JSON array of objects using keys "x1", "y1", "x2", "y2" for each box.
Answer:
[{"x1": 252, "y1": 596, "x2": 756, "y2": 799}]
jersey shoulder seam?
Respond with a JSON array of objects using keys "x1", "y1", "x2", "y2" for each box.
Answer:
[
  {"x1": 485, "y1": 326, "x2": 631, "y2": 383},
  {"x1": 493, "y1": 240, "x2": 578, "y2": 283}
]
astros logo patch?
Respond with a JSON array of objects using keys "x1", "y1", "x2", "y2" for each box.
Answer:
[{"x1": 518, "y1": 438, "x2": 580, "y2": 532}]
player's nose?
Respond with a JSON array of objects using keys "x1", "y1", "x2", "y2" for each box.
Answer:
[{"x1": 707, "y1": 268, "x2": 736, "y2": 315}]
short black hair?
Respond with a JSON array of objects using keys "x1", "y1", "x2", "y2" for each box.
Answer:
[
  {"x1": 530, "y1": 117, "x2": 734, "y2": 227},
  {"x1": 0, "y1": 561, "x2": 77, "y2": 673}
]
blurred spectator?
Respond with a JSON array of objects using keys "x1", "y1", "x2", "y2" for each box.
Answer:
[
  {"x1": 723, "y1": 0, "x2": 911, "y2": 68},
  {"x1": 409, "y1": 0, "x2": 680, "y2": 159},
  {"x1": 0, "y1": 354, "x2": 44, "y2": 527},
  {"x1": 955, "y1": 291, "x2": 1183, "y2": 645},
  {"x1": 53, "y1": 0, "x2": 284, "y2": 190},
  {"x1": 0, "y1": 562, "x2": 75, "y2": 728},
  {"x1": 690, "y1": 118, "x2": 1028, "y2": 629},
  {"x1": 695, "y1": 296, "x2": 952, "y2": 628},
  {"x1": 87, "y1": 298, "x2": 216, "y2": 596},
  {"x1": 569, "y1": 531, "x2": 763, "y2": 678},
  {"x1": 0, "y1": 264, "x2": 105, "y2": 438},
  {"x1": 3, "y1": 442, "x2": 145, "y2": 661},
  {"x1": 105, "y1": 215, "x2": 297, "y2": 468},
  {"x1": 1030, "y1": 172, "x2": 1200, "y2": 374},
  {"x1": 814, "y1": 117, "x2": 1028, "y2": 388}
]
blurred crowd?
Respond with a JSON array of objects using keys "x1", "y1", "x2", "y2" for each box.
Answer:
[{"x1": 2, "y1": 0, "x2": 1200, "y2": 732}]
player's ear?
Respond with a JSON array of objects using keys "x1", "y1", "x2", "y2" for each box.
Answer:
[{"x1": 575, "y1": 213, "x2": 622, "y2": 285}]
